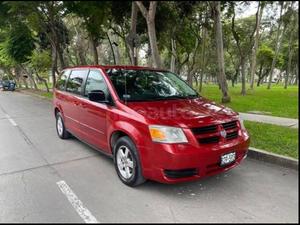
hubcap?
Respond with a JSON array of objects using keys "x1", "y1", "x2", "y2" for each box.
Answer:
[
  {"x1": 116, "y1": 146, "x2": 134, "y2": 180},
  {"x1": 57, "y1": 116, "x2": 63, "y2": 136}
]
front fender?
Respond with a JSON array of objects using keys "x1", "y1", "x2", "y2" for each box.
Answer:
[{"x1": 107, "y1": 120, "x2": 150, "y2": 152}]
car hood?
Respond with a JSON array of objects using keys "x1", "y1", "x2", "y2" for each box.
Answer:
[{"x1": 126, "y1": 97, "x2": 238, "y2": 128}]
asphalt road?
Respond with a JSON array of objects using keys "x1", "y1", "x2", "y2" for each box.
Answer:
[{"x1": 0, "y1": 91, "x2": 298, "y2": 223}]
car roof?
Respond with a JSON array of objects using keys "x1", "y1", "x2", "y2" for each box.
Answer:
[{"x1": 62, "y1": 65, "x2": 167, "y2": 72}]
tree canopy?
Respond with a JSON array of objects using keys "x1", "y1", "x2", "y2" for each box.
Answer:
[{"x1": 0, "y1": 1, "x2": 298, "y2": 100}]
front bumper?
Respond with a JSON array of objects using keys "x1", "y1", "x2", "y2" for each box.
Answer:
[{"x1": 140, "y1": 130, "x2": 250, "y2": 184}]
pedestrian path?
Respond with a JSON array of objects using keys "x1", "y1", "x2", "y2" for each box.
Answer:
[{"x1": 239, "y1": 112, "x2": 298, "y2": 129}]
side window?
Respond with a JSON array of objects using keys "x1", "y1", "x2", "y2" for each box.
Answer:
[
  {"x1": 84, "y1": 70, "x2": 109, "y2": 97},
  {"x1": 66, "y1": 69, "x2": 88, "y2": 95},
  {"x1": 56, "y1": 69, "x2": 70, "y2": 91}
]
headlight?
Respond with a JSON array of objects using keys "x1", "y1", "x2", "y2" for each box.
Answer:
[
  {"x1": 149, "y1": 125, "x2": 188, "y2": 143},
  {"x1": 238, "y1": 116, "x2": 246, "y2": 130}
]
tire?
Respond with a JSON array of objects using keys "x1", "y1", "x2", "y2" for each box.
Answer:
[
  {"x1": 113, "y1": 136, "x2": 146, "y2": 187},
  {"x1": 56, "y1": 112, "x2": 70, "y2": 139}
]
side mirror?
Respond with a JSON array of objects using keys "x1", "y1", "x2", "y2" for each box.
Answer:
[{"x1": 88, "y1": 90, "x2": 106, "y2": 102}]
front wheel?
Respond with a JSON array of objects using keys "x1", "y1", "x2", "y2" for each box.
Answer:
[
  {"x1": 113, "y1": 136, "x2": 145, "y2": 187},
  {"x1": 56, "y1": 112, "x2": 70, "y2": 139}
]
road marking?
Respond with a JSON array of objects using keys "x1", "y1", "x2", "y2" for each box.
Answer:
[
  {"x1": 5, "y1": 114, "x2": 17, "y2": 126},
  {"x1": 56, "y1": 180, "x2": 99, "y2": 223}
]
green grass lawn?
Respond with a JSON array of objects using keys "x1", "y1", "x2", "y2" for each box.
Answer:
[
  {"x1": 245, "y1": 121, "x2": 298, "y2": 159},
  {"x1": 41, "y1": 92, "x2": 53, "y2": 99},
  {"x1": 198, "y1": 84, "x2": 299, "y2": 119},
  {"x1": 37, "y1": 83, "x2": 53, "y2": 90}
]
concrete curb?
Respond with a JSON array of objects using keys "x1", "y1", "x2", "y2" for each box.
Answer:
[{"x1": 248, "y1": 147, "x2": 298, "y2": 170}]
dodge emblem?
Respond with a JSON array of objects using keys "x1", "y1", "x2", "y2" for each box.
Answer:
[{"x1": 220, "y1": 130, "x2": 227, "y2": 138}]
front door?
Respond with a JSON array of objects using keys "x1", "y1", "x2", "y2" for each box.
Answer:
[{"x1": 79, "y1": 69, "x2": 110, "y2": 152}]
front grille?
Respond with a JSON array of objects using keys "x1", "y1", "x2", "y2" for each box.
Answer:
[
  {"x1": 222, "y1": 121, "x2": 238, "y2": 130},
  {"x1": 198, "y1": 136, "x2": 220, "y2": 144},
  {"x1": 192, "y1": 120, "x2": 239, "y2": 145},
  {"x1": 226, "y1": 131, "x2": 238, "y2": 140},
  {"x1": 191, "y1": 125, "x2": 217, "y2": 135},
  {"x1": 164, "y1": 168, "x2": 198, "y2": 179}
]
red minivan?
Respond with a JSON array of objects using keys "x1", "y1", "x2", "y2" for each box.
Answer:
[{"x1": 53, "y1": 65, "x2": 250, "y2": 186}]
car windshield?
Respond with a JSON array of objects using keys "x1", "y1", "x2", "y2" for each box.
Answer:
[{"x1": 106, "y1": 69, "x2": 199, "y2": 102}]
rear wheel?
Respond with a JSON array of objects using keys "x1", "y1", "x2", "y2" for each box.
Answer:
[
  {"x1": 56, "y1": 112, "x2": 70, "y2": 139},
  {"x1": 113, "y1": 136, "x2": 145, "y2": 187}
]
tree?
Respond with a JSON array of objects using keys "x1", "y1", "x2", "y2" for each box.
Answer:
[
  {"x1": 283, "y1": 2, "x2": 297, "y2": 89},
  {"x1": 28, "y1": 49, "x2": 52, "y2": 92},
  {"x1": 1, "y1": 21, "x2": 36, "y2": 89},
  {"x1": 256, "y1": 44, "x2": 284, "y2": 86},
  {"x1": 6, "y1": 1, "x2": 70, "y2": 87},
  {"x1": 64, "y1": 1, "x2": 111, "y2": 65},
  {"x1": 136, "y1": 1, "x2": 162, "y2": 68},
  {"x1": 126, "y1": 2, "x2": 139, "y2": 65},
  {"x1": 211, "y1": 1, "x2": 230, "y2": 103},
  {"x1": 267, "y1": 1, "x2": 287, "y2": 89},
  {"x1": 231, "y1": 3, "x2": 257, "y2": 95},
  {"x1": 249, "y1": 1, "x2": 264, "y2": 89}
]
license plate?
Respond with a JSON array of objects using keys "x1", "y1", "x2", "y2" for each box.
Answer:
[{"x1": 220, "y1": 152, "x2": 236, "y2": 166}]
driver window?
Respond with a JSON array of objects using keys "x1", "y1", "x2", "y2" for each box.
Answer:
[{"x1": 84, "y1": 70, "x2": 109, "y2": 97}]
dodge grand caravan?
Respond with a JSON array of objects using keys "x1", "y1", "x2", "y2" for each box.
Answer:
[{"x1": 53, "y1": 66, "x2": 250, "y2": 186}]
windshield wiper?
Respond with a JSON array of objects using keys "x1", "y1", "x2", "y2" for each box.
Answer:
[
  {"x1": 186, "y1": 94, "x2": 199, "y2": 99},
  {"x1": 163, "y1": 94, "x2": 200, "y2": 99}
]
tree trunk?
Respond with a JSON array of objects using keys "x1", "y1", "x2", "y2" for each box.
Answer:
[
  {"x1": 106, "y1": 32, "x2": 116, "y2": 65},
  {"x1": 29, "y1": 74, "x2": 38, "y2": 90},
  {"x1": 193, "y1": 74, "x2": 198, "y2": 88},
  {"x1": 51, "y1": 43, "x2": 58, "y2": 88},
  {"x1": 90, "y1": 37, "x2": 99, "y2": 65},
  {"x1": 276, "y1": 72, "x2": 282, "y2": 84},
  {"x1": 296, "y1": 62, "x2": 299, "y2": 85},
  {"x1": 22, "y1": 66, "x2": 38, "y2": 90},
  {"x1": 147, "y1": 19, "x2": 162, "y2": 68},
  {"x1": 187, "y1": 72, "x2": 193, "y2": 86},
  {"x1": 187, "y1": 38, "x2": 199, "y2": 87},
  {"x1": 23, "y1": 77, "x2": 28, "y2": 89},
  {"x1": 257, "y1": 66, "x2": 264, "y2": 87},
  {"x1": 71, "y1": 17, "x2": 87, "y2": 65},
  {"x1": 285, "y1": 7, "x2": 296, "y2": 89},
  {"x1": 136, "y1": 1, "x2": 162, "y2": 68},
  {"x1": 112, "y1": 34, "x2": 121, "y2": 65},
  {"x1": 199, "y1": 26, "x2": 207, "y2": 92},
  {"x1": 57, "y1": 44, "x2": 66, "y2": 69},
  {"x1": 114, "y1": 43, "x2": 121, "y2": 65},
  {"x1": 127, "y1": 2, "x2": 138, "y2": 65},
  {"x1": 267, "y1": 2, "x2": 285, "y2": 89},
  {"x1": 212, "y1": 1, "x2": 230, "y2": 103},
  {"x1": 250, "y1": 3, "x2": 263, "y2": 89},
  {"x1": 285, "y1": 37, "x2": 293, "y2": 89},
  {"x1": 35, "y1": 69, "x2": 49, "y2": 92},
  {"x1": 78, "y1": 48, "x2": 87, "y2": 65},
  {"x1": 170, "y1": 38, "x2": 176, "y2": 73},
  {"x1": 232, "y1": 68, "x2": 239, "y2": 87},
  {"x1": 17, "y1": 64, "x2": 28, "y2": 89},
  {"x1": 240, "y1": 56, "x2": 246, "y2": 95}
]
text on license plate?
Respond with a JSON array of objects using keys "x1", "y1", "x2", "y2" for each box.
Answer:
[{"x1": 220, "y1": 152, "x2": 236, "y2": 166}]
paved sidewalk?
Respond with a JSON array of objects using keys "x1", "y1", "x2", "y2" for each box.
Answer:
[{"x1": 239, "y1": 113, "x2": 298, "y2": 129}]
